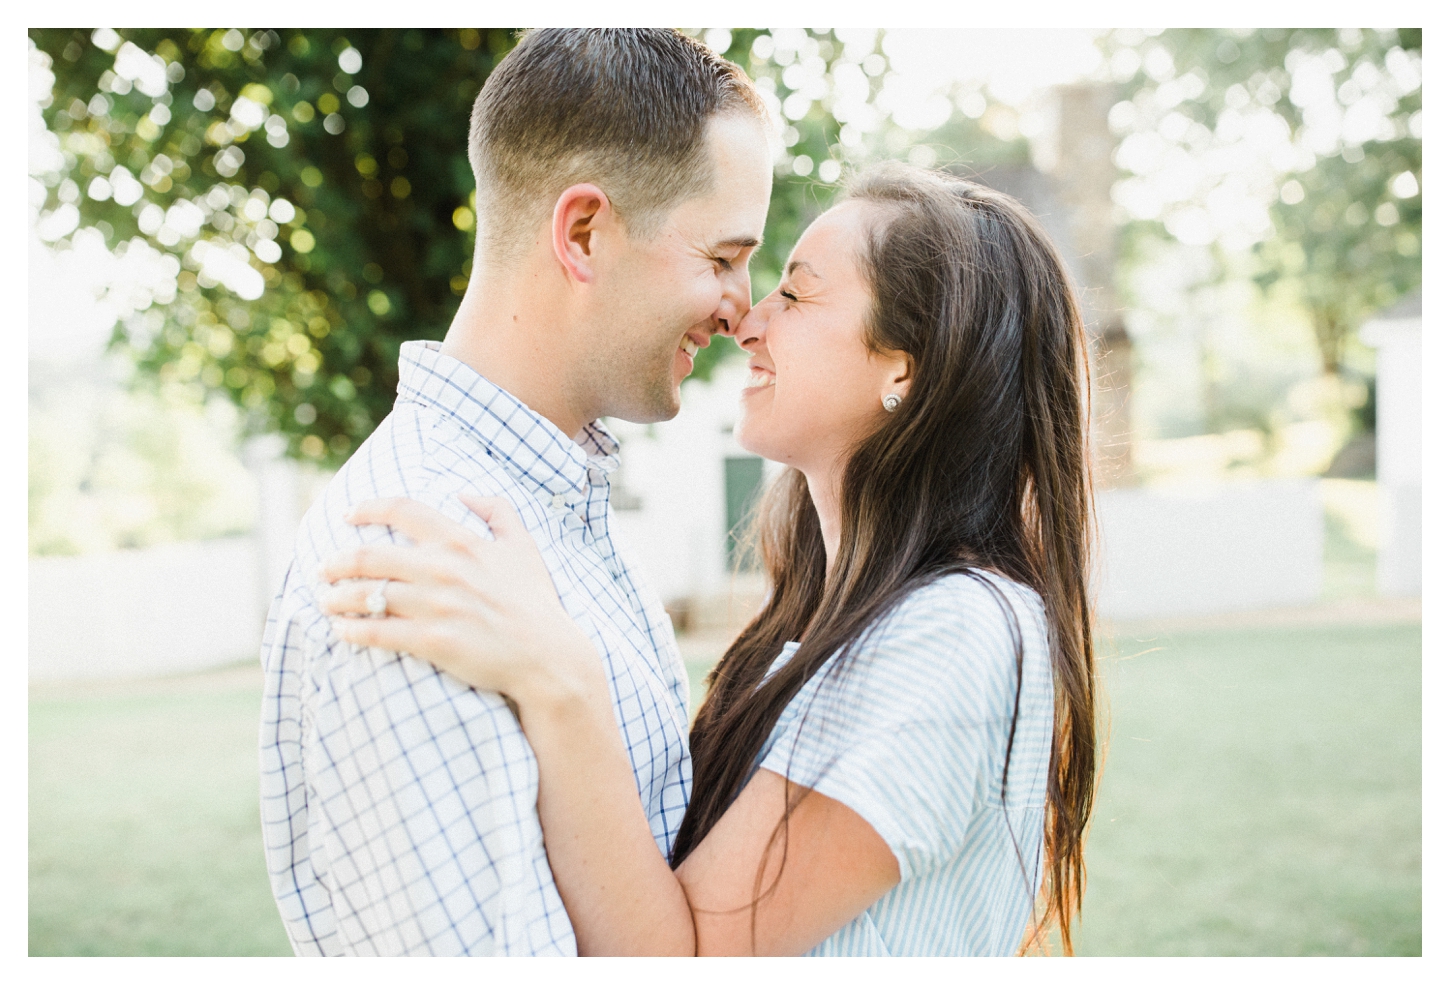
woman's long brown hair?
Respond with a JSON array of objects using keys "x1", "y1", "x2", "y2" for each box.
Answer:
[{"x1": 671, "y1": 163, "x2": 1098, "y2": 953}]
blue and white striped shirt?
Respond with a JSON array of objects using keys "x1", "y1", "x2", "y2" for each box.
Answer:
[
  {"x1": 259, "y1": 340, "x2": 692, "y2": 955},
  {"x1": 756, "y1": 572, "x2": 1054, "y2": 956}
]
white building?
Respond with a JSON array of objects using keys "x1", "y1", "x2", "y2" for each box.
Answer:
[
  {"x1": 610, "y1": 359, "x2": 1325, "y2": 628},
  {"x1": 607, "y1": 359, "x2": 778, "y2": 628},
  {"x1": 1361, "y1": 290, "x2": 1422, "y2": 597}
]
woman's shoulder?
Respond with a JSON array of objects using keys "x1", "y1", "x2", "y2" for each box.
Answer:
[
  {"x1": 850, "y1": 571, "x2": 1048, "y2": 714},
  {"x1": 885, "y1": 570, "x2": 1046, "y2": 645}
]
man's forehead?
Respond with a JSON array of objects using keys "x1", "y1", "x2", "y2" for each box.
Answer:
[
  {"x1": 670, "y1": 194, "x2": 766, "y2": 248},
  {"x1": 660, "y1": 121, "x2": 770, "y2": 248}
]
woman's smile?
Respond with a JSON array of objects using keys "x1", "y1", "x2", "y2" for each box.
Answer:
[{"x1": 743, "y1": 362, "x2": 776, "y2": 391}]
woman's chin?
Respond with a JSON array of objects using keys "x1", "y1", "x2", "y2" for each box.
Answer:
[
  {"x1": 733, "y1": 417, "x2": 765, "y2": 456},
  {"x1": 733, "y1": 417, "x2": 786, "y2": 465}
]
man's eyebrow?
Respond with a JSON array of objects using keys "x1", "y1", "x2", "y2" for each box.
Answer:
[{"x1": 710, "y1": 235, "x2": 762, "y2": 251}]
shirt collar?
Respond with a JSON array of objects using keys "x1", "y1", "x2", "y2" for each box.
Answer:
[{"x1": 395, "y1": 340, "x2": 619, "y2": 497}]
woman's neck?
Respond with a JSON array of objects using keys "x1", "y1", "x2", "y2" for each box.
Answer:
[{"x1": 803, "y1": 468, "x2": 841, "y2": 573}]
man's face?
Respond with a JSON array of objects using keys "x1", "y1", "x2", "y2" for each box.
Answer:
[{"x1": 586, "y1": 113, "x2": 773, "y2": 424}]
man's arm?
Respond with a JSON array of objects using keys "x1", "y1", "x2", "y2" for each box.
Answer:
[{"x1": 299, "y1": 628, "x2": 576, "y2": 955}]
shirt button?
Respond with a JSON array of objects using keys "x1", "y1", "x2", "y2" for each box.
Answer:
[{"x1": 551, "y1": 493, "x2": 567, "y2": 510}]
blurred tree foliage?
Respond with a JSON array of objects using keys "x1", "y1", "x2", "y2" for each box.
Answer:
[
  {"x1": 30, "y1": 27, "x2": 1022, "y2": 467},
  {"x1": 1102, "y1": 28, "x2": 1421, "y2": 377},
  {"x1": 710, "y1": 29, "x2": 1028, "y2": 316},
  {"x1": 32, "y1": 28, "x2": 519, "y2": 466}
]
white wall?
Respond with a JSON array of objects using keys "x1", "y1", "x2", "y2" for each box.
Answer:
[
  {"x1": 1094, "y1": 479, "x2": 1324, "y2": 621},
  {"x1": 30, "y1": 438, "x2": 323, "y2": 683},
  {"x1": 29, "y1": 537, "x2": 265, "y2": 681}
]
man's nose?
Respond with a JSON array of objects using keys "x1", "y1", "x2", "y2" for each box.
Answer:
[{"x1": 714, "y1": 269, "x2": 754, "y2": 337}]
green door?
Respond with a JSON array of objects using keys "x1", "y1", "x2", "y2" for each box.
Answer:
[{"x1": 724, "y1": 455, "x2": 765, "y2": 570}]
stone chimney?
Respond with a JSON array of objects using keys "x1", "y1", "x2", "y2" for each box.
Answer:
[{"x1": 1052, "y1": 82, "x2": 1134, "y2": 488}]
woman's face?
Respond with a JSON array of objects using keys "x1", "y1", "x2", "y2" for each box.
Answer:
[{"x1": 733, "y1": 201, "x2": 910, "y2": 476}]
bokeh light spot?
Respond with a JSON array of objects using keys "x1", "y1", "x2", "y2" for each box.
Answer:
[
  {"x1": 269, "y1": 198, "x2": 296, "y2": 223},
  {"x1": 704, "y1": 29, "x2": 733, "y2": 54},
  {"x1": 91, "y1": 28, "x2": 122, "y2": 53}
]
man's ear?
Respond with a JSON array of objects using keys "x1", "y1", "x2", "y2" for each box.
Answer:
[{"x1": 551, "y1": 183, "x2": 612, "y2": 284}]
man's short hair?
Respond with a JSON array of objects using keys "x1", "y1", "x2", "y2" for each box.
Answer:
[{"x1": 469, "y1": 29, "x2": 766, "y2": 264}]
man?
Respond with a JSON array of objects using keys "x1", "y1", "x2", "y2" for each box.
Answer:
[{"x1": 259, "y1": 29, "x2": 773, "y2": 956}]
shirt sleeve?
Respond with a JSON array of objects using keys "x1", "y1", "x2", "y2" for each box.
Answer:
[
  {"x1": 757, "y1": 574, "x2": 1050, "y2": 883},
  {"x1": 299, "y1": 621, "x2": 575, "y2": 955},
  {"x1": 273, "y1": 477, "x2": 577, "y2": 956}
]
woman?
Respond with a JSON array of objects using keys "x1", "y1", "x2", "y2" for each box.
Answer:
[{"x1": 318, "y1": 163, "x2": 1097, "y2": 956}]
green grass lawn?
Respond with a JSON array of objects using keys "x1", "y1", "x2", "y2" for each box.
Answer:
[
  {"x1": 29, "y1": 675, "x2": 292, "y2": 956},
  {"x1": 1075, "y1": 622, "x2": 1421, "y2": 955},
  {"x1": 31, "y1": 620, "x2": 1419, "y2": 955}
]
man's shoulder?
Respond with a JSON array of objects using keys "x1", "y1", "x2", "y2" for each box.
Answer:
[
  {"x1": 297, "y1": 409, "x2": 521, "y2": 554},
  {"x1": 262, "y1": 407, "x2": 526, "y2": 680}
]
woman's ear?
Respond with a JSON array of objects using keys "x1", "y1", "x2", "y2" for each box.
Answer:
[
  {"x1": 551, "y1": 183, "x2": 612, "y2": 284},
  {"x1": 880, "y1": 349, "x2": 914, "y2": 400}
]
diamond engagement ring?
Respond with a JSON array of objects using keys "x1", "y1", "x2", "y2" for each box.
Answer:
[{"x1": 365, "y1": 579, "x2": 389, "y2": 618}]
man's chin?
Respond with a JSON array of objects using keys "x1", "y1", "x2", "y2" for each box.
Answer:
[{"x1": 606, "y1": 385, "x2": 682, "y2": 426}]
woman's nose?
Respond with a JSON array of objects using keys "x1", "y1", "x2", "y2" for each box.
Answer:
[{"x1": 734, "y1": 304, "x2": 765, "y2": 350}]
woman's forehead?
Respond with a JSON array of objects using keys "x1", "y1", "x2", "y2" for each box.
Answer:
[{"x1": 789, "y1": 202, "x2": 875, "y2": 273}]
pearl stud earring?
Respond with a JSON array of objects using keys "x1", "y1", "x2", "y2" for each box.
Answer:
[{"x1": 882, "y1": 393, "x2": 902, "y2": 412}]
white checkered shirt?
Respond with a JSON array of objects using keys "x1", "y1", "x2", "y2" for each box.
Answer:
[{"x1": 259, "y1": 340, "x2": 693, "y2": 955}]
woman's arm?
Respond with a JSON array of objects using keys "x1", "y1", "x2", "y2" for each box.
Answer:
[
  {"x1": 320, "y1": 495, "x2": 899, "y2": 954},
  {"x1": 509, "y1": 650, "x2": 698, "y2": 954},
  {"x1": 525, "y1": 682, "x2": 900, "y2": 955},
  {"x1": 677, "y1": 768, "x2": 899, "y2": 954}
]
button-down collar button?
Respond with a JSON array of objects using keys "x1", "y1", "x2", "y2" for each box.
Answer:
[{"x1": 551, "y1": 493, "x2": 567, "y2": 510}]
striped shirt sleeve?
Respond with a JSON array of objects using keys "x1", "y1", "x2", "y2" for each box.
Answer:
[{"x1": 758, "y1": 573, "x2": 1048, "y2": 883}]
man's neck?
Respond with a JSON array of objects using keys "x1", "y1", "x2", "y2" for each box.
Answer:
[{"x1": 441, "y1": 274, "x2": 594, "y2": 439}]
